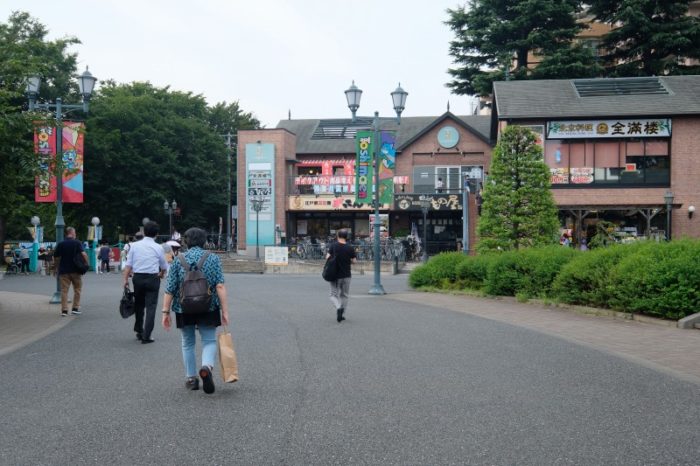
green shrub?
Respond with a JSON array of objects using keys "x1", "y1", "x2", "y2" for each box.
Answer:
[
  {"x1": 552, "y1": 242, "x2": 649, "y2": 308},
  {"x1": 455, "y1": 254, "x2": 498, "y2": 290},
  {"x1": 608, "y1": 239, "x2": 700, "y2": 319},
  {"x1": 408, "y1": 252, "x2": 468, "y2": 288},
  {"x1": 484, "y1": 246, "x2": 579, "y2": 298}
]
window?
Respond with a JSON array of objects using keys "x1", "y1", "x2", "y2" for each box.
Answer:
[{"x1": 544, "y1": 139, "x2": 669, "y2": 187}]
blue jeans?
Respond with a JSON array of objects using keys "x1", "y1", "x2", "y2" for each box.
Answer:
[{"x1": 180, "y1": 325, "x2": 217, "y2": 378}]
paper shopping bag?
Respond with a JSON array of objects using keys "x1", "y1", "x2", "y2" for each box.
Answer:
[{"x1": 217, "y1": 328, "x2": 239, "y2": 383}]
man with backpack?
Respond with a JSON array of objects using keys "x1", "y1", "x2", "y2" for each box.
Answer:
[
  {"x1": 53, "y1": 227, "x2": 88, "y2": 317},
  {"x1": 122, "y1": 221, "x2": 168, "y2": 344}
]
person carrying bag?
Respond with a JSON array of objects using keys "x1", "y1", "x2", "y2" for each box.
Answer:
[{"x1": 161, "y1": 228, "x2": 230, "y2": 394}]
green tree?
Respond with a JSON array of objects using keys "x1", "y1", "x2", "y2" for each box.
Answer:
[
  {"x1": 446, "y1": 0, "x2": 598, "y2": 96},
  {"x1": 588, "y1": 0, "x2": 700, "y2": 76},
  {"x1": 0, "y1": 11, "x2": 80, "y2": 253},
  {"x1": 476, "y1": 125, "x2": 559, "y2": 252},
  {"x1": 83, "y1": 82, "x2": 258, "y2": 239}
]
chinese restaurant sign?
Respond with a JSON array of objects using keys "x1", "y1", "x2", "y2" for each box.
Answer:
[
  {"x1": 288, "y1": 195, "x2": 389, "y2": 211},
  {"x1": 34, "y1": 122, "x2": 85, "y2": 203},
  {"x1": 547, "y1": 119, "x2": 671, "y2": 139}
]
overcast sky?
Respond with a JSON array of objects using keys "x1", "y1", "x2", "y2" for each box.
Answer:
[{"x1": 5, "y1": 0, "x2": 476, "y2": 127}]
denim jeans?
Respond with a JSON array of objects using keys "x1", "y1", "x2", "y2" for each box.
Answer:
[{"x1": 180, "y1": 325, "x2": 217, "y2": 378}]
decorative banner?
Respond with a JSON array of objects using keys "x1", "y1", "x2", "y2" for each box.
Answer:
[
  {"x1": 547, "y1": 119, "x2": 671, "y2": 139},
  {"x1": 378, "y1": 131, "x2": 396, "y2": 205},
  {"x1": 354, "y1": 131, "x2": 374, "y2": 205},
  {"x1": 34, "y1": 122, "x2": 85, "y2": 203}
]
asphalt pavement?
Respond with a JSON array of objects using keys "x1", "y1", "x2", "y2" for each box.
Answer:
[{"x1": 0, "y1": 271, "x2": 698, "y2": 465}]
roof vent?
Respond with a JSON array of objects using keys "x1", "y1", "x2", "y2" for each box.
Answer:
[
  {"x1": 573, "y1": 77, "x2": 669, "y2": 97},
  {"x1": 311, "y1": 118, "x2": 374, "y2": 140}
]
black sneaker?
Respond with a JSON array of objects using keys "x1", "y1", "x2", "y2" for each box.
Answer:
[
  {"x1": 71, "y1": 308, "x2": 81, "y2": 316},
  {"x1": 61, "y1": 310, "x2": 68, "y2": 317},
  {"x1": 199, "y1": 366, "x2": 215, "y2": 394},
  {"x1": 185, "y1": 377, "x2": 199, "y2": 391},
  {"x1": 135, "y1": 333, "x2": 143, "y2": 341},
  {"x1": 337, "y1": 308, "x2": 345, "y2": 322}
]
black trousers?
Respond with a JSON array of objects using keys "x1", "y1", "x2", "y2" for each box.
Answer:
[{"x1": 132, "y1": 273, "x2": 161, "y2": 339}]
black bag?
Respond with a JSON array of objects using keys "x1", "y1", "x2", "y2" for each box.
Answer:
[
  {"x1": 178, "y1": 252, "x2": 212, "y2": 314},
  {"x1": 73, "y1": 252, "x2": 89, "y2": 275},
  {"x1": 322, "y1": 256, "x2": 338, "y2": 282},
  {"x1": 119, "y1": 285, "x2": 135, "y2": 319}
]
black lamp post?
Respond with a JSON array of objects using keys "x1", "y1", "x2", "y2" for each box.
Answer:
[
  {"x1": 664, "y1": 190, "x2": 674, "y2": 241},
  {"x1": 163, "y1": 200, "x2": 177, "y2": 236},
  {"x1": 27, "y1": 68, "x2": 97, "y2": 304},
  {"x1": 344, "y1": 81, "x2": 408, "y2": 295},
  {"x1": 250, "y1": 197, "x2": 265, "y2": 260},
  {"x1": 418, "y1": 197, "x2": 431, "y2": 263}
]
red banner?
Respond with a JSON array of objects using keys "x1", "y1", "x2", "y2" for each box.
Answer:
[{"x1": 34, "y1": 122, "x2": 84, "y2": 203}]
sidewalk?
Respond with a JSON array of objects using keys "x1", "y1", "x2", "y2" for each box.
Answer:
[
  {"x1": 389, "y1": 291, "x2": 700, "y2": 385},
  {"x1": 0, "y1": 291, "x2": 71, "y2": 357}
]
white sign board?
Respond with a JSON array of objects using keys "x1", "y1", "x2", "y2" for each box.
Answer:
[{"x1": 264, "y1": 246, "x2": 289, "y2": 266}]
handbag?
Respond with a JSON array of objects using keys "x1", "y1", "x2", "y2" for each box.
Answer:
[
  {"x1": 73, "y1": 252, "x2": 89, "y2": 275},
  {"x1": 322, "y1": 256, "x2": 338, "y2": 282},
  {"x1": 119, "y1": 285, "x2": 135, "y2": 319},
  {"x1": 217, "y1": 327, "x2": 239, "y2": 383}
]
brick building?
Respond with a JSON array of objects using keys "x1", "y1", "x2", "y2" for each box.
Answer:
[
  {"x1": 237, "y1": 113, "x2": 492, "y2": 255},
  {"x1": 492, "y1": 75, "x2": 700, "y2": 244}
]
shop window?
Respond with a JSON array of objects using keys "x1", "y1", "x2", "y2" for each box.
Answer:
[{"x1": 544, "y1": 138, "x2": 669, "y2": 186}]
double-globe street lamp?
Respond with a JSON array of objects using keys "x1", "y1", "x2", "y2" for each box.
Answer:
[
  {"x1": 250, "y1": 197, "x2": 265, "y2": 260},
  {"x1": 164, "y1": 200, "x2": 177, "y2": 236},
  {"x1": 26, "y1": 68, "x2": 97, "y2": 303},
  {"x1": 91, "y1": 216, "x2": 100, "y2": 273},
  {"x1": 344, "y1": 81, "x2": 408, "y2": 295}
]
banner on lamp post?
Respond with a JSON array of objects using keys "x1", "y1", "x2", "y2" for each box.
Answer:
[
  {"x1": 354, "y1": 131, "x2": 374, "y2": 205},
  {"x1": 378, "y1": 131, "x2": 396, "y2": 205},
  {"x1": 34, "y1": 122, "x2": 85, "y2": 203}
]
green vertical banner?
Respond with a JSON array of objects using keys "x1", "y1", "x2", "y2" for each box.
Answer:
[
  {"x1": 378, "y1": 131, "x2": 396, "y2": 205},
  {"x1": 355, "y1": 130, "x2": 374, "y2": 205}
]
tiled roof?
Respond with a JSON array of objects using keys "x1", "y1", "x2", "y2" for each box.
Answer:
[
  {"x1": 493, "y1": 75, "x2": 700, "y2": 120},
  {"x1": 276, "y1": 113, "x2": 491, "y2": 154}
]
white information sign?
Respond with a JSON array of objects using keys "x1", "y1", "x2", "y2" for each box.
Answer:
[
  {"x1": 264, "y1": 246, "x2": 289, "y2": 266},
  {"x1": 547, "y1": 119, "x2": 671, "y2": 139}
]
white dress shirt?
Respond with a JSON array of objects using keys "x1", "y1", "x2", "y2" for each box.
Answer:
[{"x1": 126, "y1": 237, "x2": 168, "y2": 273}]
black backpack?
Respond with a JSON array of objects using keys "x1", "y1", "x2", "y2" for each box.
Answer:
[
  {"x1": 73, "y1": 252, "x2": 89, "y2": 275},
  {"x1": 177, "y1": 252, "x2": 212, "y2": 314}
]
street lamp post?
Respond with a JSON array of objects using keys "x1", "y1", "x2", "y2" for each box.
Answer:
[
  {"x1": 30, "y1": 216, "x2": 41, "y2": 273},
  {"x1": 345, "y1": 81, "x2": 408, "y2": 295},
  {"x1": 27, "y1": 68, "x2": 97, "y2": 303},
  {"x1": 664, "y1": 190, "x2": 674, "y2": 241},
  {"x1": 91, "y1": 216, "x2": 100, "y2": 273},
  {"x1": 418, "y1": 198, "x2": 430, "y2": 263},
  {"x1": 223, "y1": 133, "x2": 234, "y2": 254},
  {"x1": 163, "y1": 200, "x2": 177, "y2": 237},
  {"x1": 250, "y1": 197, "x2": 265, "y2": 260}
]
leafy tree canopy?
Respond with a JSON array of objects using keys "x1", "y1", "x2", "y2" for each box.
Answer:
[
  {"x1": 446, "y1": 0, "x2": 598, "y2": 96},
  {"x1": 477, "y1": 125, "x2": 559, "y2": 252},
  {"x1": 588, "y1": 0, "x2": 700, "y2": 76}
]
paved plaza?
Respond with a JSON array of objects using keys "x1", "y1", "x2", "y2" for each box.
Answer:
[{"x1": 0, "y1": 271, "x2": 699, "y2": 465}]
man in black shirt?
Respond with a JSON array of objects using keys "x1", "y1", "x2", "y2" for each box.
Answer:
[
  {"x1": 53, "y1": 227, "x2": 88, "y2": 317},
  {"x1": 326, "y1": 228, "x2": 357, "y2": 322}
]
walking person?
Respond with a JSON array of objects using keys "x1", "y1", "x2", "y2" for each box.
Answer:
[
  {"x1": 53, "y1": 227, "x2": 88, "y2": 317},
  {"x1": 98, "y1": 242, "x2": 111, "y2": 274},
  {"x1": 161, "y1": 227, "x2": 229, "y2": 394},
  {"x1": 122, "y1": 222, "x2": 168, "y2": 344},
  {"x1": 19, "y1": 246, "x2": 30, "y2": 275},
  {"x1": 326, "y1": 228, "x2": 356, "y2": 323}
]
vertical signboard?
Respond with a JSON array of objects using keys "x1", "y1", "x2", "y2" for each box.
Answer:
[
  {"x1": 34, "y1": 122, "x2": 85, "y2": 203},
  {"x1": 378, "y1": 131, "x2": 396, "y2": 205},
  {"x1": 246, "y1": 143, "x2": 275, "y2": 248},
  {"x1": 354, "y1": 131, "x2": 374, "y2": 205}
]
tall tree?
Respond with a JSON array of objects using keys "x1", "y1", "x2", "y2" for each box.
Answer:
[
  {"x1": 83, "y1": 82, "x2": 258, "y2": 239},
  {"x1": 588, "y1": 0, "x2": 700, "y2": 76},
  {"x1": 446, "y1": 0, "x2": 597, "y2": 96},
  {"x1": 477, "y1": 125, "x2": 559, "y2": 252},
  {"x1": 0, "y1": 11, "x2": 79, "y2": 253}
]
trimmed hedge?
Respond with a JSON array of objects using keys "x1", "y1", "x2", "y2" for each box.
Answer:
[{"x1": 409, "y1": 240, "x2": 700, "y2": 320}]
